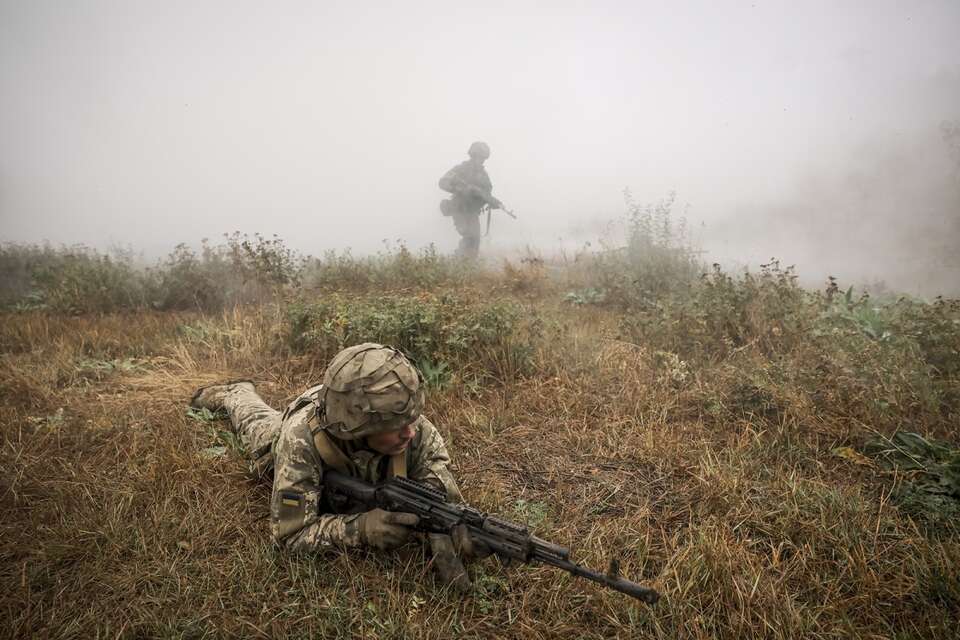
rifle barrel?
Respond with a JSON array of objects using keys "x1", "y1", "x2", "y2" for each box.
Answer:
[{"x1": 539, "y1": 556, "x2": 660, "y2": 604}]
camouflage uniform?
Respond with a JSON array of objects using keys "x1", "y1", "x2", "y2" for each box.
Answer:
[
  {"x1": 439, "y1": 142, "x2": 496, "y2": 258},
  {"x1": 214, "y1": 351, "x2": 462, "y2": 551}
]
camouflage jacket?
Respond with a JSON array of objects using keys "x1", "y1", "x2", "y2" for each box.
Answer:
[
  {"x1": 438, "y1": 160, "x2": 493, "y2": 215},
  {"x1": 270, "y1": 386, "x2": 463, "y2": 551}
]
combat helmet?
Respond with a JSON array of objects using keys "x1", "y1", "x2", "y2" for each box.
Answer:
[
  {"x1": 468, "y1": 141, "x2": 490, "y2": 160},
  {"x1": 321, "y1": 343, "x2": 424, "y2": 440}
]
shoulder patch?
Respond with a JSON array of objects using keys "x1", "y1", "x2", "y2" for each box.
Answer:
[{"x1": 281, "y1": 492, "x2": 302, "y2": 508}]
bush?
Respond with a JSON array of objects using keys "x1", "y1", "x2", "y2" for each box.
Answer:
[
  {"x1": 285, "y1": 293, "x2": 539, "y2": 384},
  {"x1": 0, "y1": 244, "x2": 148, "y2": 313},
  {"x1": 615, "y1": 262, "x2": 960, "y2": 428},
  {"x1": 147, "y1": 243, "x2": 228, "y2": 311},
  {"x1": 0, "y1": 244, "x2": 54, "y2": 307},
  {"x1": 618, "y1": 260, "x2": 813, "y2": 361},
  {"x1": 149, "y1": 233, "x2": 304, "y2": 311},
  {"x1": 809, "y1": 284, "x2": 960, "y2": 418},
  {"x1": 574, "y1": 191, "x2": 703, "y2": 308},
  {"x1": 301, "y1": 243, "x2": 473, "y2": 293},
  {"x1": 0, "y1": 234, "x2": 305, "y2": 313}
]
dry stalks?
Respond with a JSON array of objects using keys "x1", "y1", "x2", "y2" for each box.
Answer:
[{"x1": 1, "y1": 294, "x2": 958, "y2": 639}]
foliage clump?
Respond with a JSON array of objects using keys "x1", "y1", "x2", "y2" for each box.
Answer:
[
  {"x1": 286, "y1": 294, "x2": 539, "y2": 386},
  {"x1": 605, "y1": 257, "x2": 960, "y2": 431},
  {"x1": 301, "y1": 242, "x2": 472, "y2": 293},
  {"x1": 0, "y1": 233, "x2": 304, "y2": 313},
  {"x1": 0, "y1": 244, "x2": 148, "y2": 313},
  {"x1": 618, "y1": 259, "x2": 811, "y2": 360},
  {"x1": 149, "y1": 233, "x2": 303, "y2": 310},
  {"x1": 572, "y1": 190, "x2": 703, "y2": 309},
  {"x1": 864, "y1": 431, "x2": 960, "y2": 531}
]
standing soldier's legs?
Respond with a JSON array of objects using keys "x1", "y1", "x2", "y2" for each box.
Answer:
[{"x1": 453, "y1": 212, "x2": 482, "y2": 258}]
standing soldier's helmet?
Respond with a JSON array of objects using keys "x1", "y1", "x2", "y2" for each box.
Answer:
[
  {"x1": 320, "y1": 343, "x2": 424, "y2": 440},
  {"x1": 468, "y1": 141, "x2": 491, "y2": 160}
]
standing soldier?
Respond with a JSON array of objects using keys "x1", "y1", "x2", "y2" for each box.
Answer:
[
  {"x1": 438, "y1": 141, "x2": 503, "y2": 258},
  {"x1": 189, "y1": 343, "x2": 487, "y2": 592}
]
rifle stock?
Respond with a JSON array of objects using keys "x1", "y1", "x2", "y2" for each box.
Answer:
[{"x1": 323, "y1": 470, "x2": 659, "y2": 604}]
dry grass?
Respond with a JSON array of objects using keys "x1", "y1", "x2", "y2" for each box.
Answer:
[{"x1": 1, "y1": 288, "x2": 958, "y2": 639}]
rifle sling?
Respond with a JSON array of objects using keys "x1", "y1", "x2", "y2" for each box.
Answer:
[{"x1": 389, "y1": 450, "x2": 407, "y2": 479}]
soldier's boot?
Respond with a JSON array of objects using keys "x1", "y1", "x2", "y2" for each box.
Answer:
[{"x1": 190, "y1": 380, "x2": 256, "y2": 412}]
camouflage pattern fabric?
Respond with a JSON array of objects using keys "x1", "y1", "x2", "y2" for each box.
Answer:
[
  {"x1": 452, "y1": 212, "x2": 482, "y2": 257},
  {"x1": 438, "y1": 159, "x2": 493, "y2": 258},
  {"x1": 223, "y1": 384, "x2": 462, "y2": 551},
  {"x1": 222, "y1": 385, "x2": 280, "y2": 457},
  {"x1": 439, "y1": 160, "x2": 493, "y2": 216},
  {"x1": 321, "y1": 343, "x2": 425, "y2": 439}
]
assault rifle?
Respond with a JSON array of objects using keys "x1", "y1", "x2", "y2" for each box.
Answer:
[{"x1": 324, "y1": 469, "x2": 660, "y2": 604}]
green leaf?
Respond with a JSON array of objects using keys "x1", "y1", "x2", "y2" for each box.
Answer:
[
  {"x1": 201, "y1": 445, "x2": 227, "y2": 458},
  {"x1": 186, "y1": 406, "x2": 226, "y2": 423}
]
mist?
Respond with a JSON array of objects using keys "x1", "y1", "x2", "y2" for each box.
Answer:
[{"x1": 1, "y1": 1, "x2": 958, "y2": 294}]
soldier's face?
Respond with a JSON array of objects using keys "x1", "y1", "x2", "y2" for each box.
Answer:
[{"x1": 367, "y1": 420, "x2": 417, "y2": 455}]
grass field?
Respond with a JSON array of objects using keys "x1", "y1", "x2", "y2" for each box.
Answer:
[{"x1": 1, "y1": 234, "x2": 958, "y2": 639}]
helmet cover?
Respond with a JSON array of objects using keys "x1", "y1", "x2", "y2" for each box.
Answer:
[
  {"x1": 468, "y1": 141, "x2": 490, "y2": 160},
  {"x1": 321, "y1": 343, "x2": 424, "y2": 439}
]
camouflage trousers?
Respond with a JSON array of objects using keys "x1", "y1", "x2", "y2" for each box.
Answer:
[
  {"x1": 222, "y1": 386, "x2": 282, "y2": 465},
  {"x1": 452, "y1": 211, "x2": 481, "y2": 258}
]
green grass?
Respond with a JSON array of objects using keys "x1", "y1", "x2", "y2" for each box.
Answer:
[{"x1": 1, "y1": 220, "x2": 958, "y2": 638}]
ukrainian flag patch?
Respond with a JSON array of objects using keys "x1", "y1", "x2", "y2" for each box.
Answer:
[{"x1": 281, "y1": 492, "x2": 301, "y2": 508}]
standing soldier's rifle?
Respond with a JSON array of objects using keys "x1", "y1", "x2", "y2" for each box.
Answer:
[
  {"x1": 323, "y1": 469, "x2": 660, "y2": 604},
  {"x1": 482, "y1": 198, "x2": 516, "y2": 237}
]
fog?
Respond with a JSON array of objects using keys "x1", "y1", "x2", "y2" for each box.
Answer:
[{"x1": 2, "y1": 1, "x2": 958, "y2": 294}]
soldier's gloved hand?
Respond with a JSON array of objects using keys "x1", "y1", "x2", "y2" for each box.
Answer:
[
  {"x1": 358, "y1": 509, "x2": 420, "y2": 551},
  {"x1": 451, "y1": 524, "x2": 492, "y2": 561},
  {"x1": 429, "y1": 533, "x2": 472, "y2": 594},
  {"x1": 489, "y1": 197, "x2": 503, "y2": 209}
]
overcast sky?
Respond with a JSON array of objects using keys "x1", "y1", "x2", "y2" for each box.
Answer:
[{"x1": 1, "y1": 1, "x2": 958, "y2": 292}]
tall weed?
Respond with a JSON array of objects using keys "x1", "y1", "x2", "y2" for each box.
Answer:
[{"x1": 576, "y1": 191, "x2": 703, "y2": 308}]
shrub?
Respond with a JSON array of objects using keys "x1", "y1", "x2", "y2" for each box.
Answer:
[
  {"x1": 1, "y1": 244, "x2": 148, "y2": 313},
  {"x1": 301, "y1": 243, "x2": 473, "y2": 293},
  {"x1": 147, "y1": 243, "x2": 228, "y2": 311},
  {"x1": 808, "y1": 285, "x2": 960, "y2": 422},
  {"x1": 285, "y1": 294, "x2": 539, "y2": 384},
  {"x1": 618, "y1": 260, "x2": 813, "y2": 361},
  {"x1": 0, "y1": 244, "x2": 54, "y2": 308},
  {"x1": 615, "y1": 262, "x2": 960, "y2": 428},
  {"x1": 149, "y1": 233, "x2": 304, "y2": 311},
  {"x1": 0, "y1": 234, "x2": 305, "y2": 313},
  {"x1": 576, "y1": 191, "x2": 703, "y2": 308}
]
